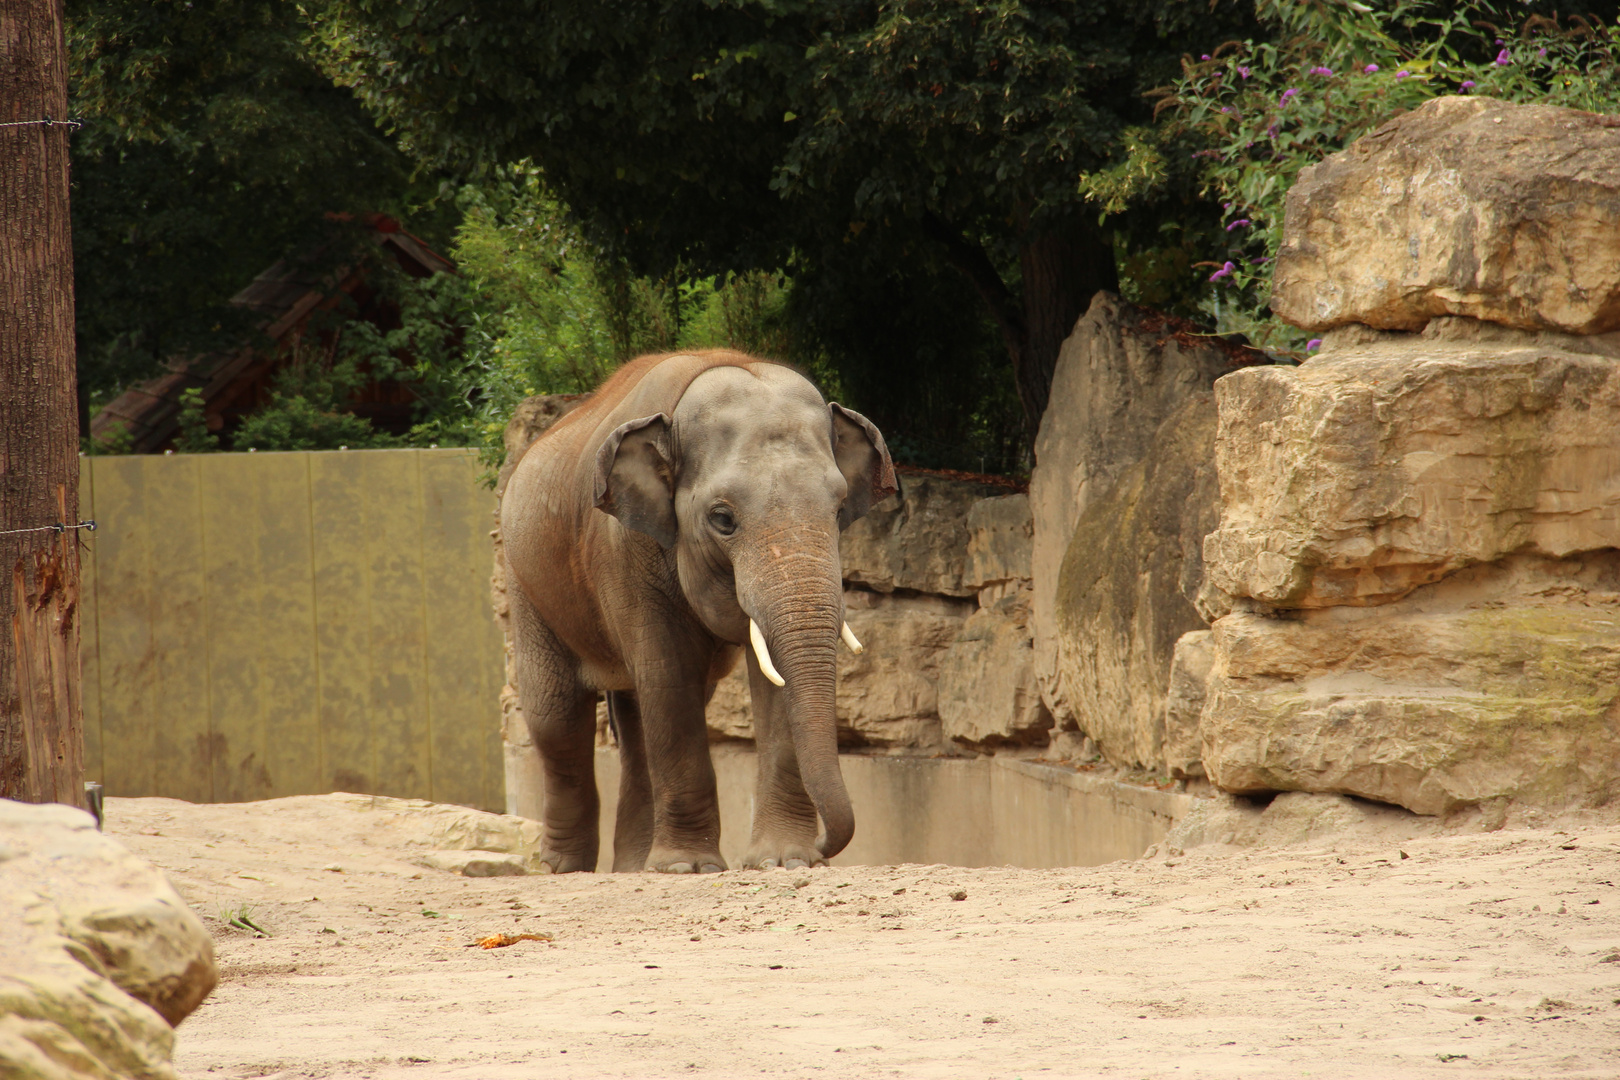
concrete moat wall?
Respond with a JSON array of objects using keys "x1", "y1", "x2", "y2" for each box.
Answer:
[{"x1": 583, "y1": 748, "x2": 1190, "y2": 871}]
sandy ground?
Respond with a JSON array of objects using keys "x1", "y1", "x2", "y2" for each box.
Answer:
[{"x1": 105, "y1": 796, "x2": 1620, "y2": 1080}]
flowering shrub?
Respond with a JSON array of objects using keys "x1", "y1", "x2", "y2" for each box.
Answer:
[{"x1": 1147, "y1": 1, "x2": 1620, "y2": 355}]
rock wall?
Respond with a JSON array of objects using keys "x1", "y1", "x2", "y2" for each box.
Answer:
[
  {"x1": 1194, "y1": 96, "x2": 1620, "y2": 816},
  {"x1": 1030, "y1": 293, "x2": 1251, "y2": 768}
]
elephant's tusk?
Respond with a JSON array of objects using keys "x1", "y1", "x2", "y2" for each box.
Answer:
[
  {"x1": 750, "y1": 619, "x2": 786, "y2": 687},
  {"x1": 840, "y1": 621, "x2": 864, "y2": 655}
]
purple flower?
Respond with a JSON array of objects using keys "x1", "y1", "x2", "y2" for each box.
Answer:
[
  {"x1": 1208, "y1": 261, "x2": 1236, "y2": 283},
  {"x1": 1250, "y1": 257, "x2": 1270, "y2": 265},
  {"x1": 1226, "y1": 219, "x2": 1251, "y2": 231},
  {"x1": 1220, "y1": 106, "x2": 1233, "y2": 113},
  {"x1": 1201, "y1": 54, "x2": 1212, "y2": 61},
  {"x1": 1237, "y1": 66, "x2": 1251, "y2": 79},
  {"x1": 1280, "y1": 87, "x2": 1299, "y2": 104},
  {"x1": 1306, "y1": 339, "x2": 1323, "y2": 351},
  {"x1": 1363, "y1": 63, "x2": 1379, "y2": 74},
  {"x1": 1460, "y1": 80, "x2": 1476, "y2": 90},
  {"x1": 1538, "y1": 46, "x2": 1548, "y2": 58},
  {"x1": 1266, "y1": 122, "x2": 1279, "y2": 139},
  {"x1": 1395, "y1": 70, "x2": 1410, "y2": 79},
  {"x1": 1309, "y1": 66, "x2": 1334, "y2": 77},
  {"x1": 1494, "y1": 48, "x2": 1511, "y2": 65}
]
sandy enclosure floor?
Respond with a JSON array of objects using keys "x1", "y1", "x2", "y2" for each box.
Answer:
[{"x1": 105, "y1": 796, "x2": 1620, "y2": 1080}]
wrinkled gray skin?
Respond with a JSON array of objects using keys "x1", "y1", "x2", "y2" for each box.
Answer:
[{"x1": 500, "y1": 351, "x2": 895, "y2": 873}]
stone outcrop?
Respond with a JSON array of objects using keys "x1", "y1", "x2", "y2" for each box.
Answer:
[
  {"x1": 1, "y1": 799, "x2": 217, "y2": 1080},
  {"x1": 1270, "y1": 96, "x2": 1620, "y2": 336},
  {"x1": 839, "y1": 475, "x2": 1006, "y2": 597},
  {"x1": 1203, "y1": 323, "x2": 1620, "y2": 610},
  {"x1": 1030, "y1": 292, "x2": 1249, "y2": 768},
  {"x1": 937, "y1": 590, "x2": 1049, "y2": 745},
  {"x1": 1196, "y1": 101, "x2": 1620, "y2": 815},
  {"x1": 1052, "y1": 394, "x2": 1225, "y2": 767},
  {"x1": 1162, "y1": 631, "x2": 1214, "y2": 781},
  {"x1": 1202, "y1": 551, "x2": 1620, "y2": 815}
]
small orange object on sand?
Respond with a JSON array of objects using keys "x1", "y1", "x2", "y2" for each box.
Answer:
[{"x1": 470, "y1": 932, "x2": 553, "y2": 949}]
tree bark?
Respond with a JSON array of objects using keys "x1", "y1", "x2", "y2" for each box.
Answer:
[
  {"x1": 927, "y1": 212, "x2": 1117, "y2": 456},
  {"x1": 0, "y1": 0, "x2": 87, "y2": 809}
]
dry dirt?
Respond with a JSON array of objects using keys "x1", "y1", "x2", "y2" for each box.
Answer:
[{"x1": 106, "y1": 796, "x2": 1620, "y2": 1080}]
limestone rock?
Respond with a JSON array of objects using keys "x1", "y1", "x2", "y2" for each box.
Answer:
[
  {"x1": 1031, "y1": 293, "x2": 1249, "y2": 729},
  {"x1": 963, "y1": 494, "x2": 1033, "y2": 594},
  {"x1": 1051, "y1": 394, "x2": 1225, "y2": 768},
  {"x1": 1204, "y1": 331, "x2": 1620, "y2": 609},
  {"x1": 840, "y1": 474, "x2": 1006, "y2": 597},
  {"x1": 1163, "y1": 631, "x2": 1214, "y2": 780},
  {"x1": 1200, "y1": 553, "x2": 1620, "y2": 815},
  {"x1": 0, "y1": 800, "x2": 217, "y2": 1080},
  {"x1": 1271, "y1": 96, "x2": 1620, "y2": 335},
  {"x1": 938, "y1": 589, "x2": 1051, "y2": 745},
  {"x1": 706, "y1": 591, "x2": 970, "y2": 747}
]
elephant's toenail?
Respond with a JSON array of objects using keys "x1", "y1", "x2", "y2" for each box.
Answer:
[
  {"x1": 666, "y1": 862, "x2": 694, "y2": 874},
  {"x1": 759, "y1": 858, "x2": 778, "y2": 869},
  {"x1": 699, "y1": 863, "x2": 724, "y2": 874},
  {"x1": 784, "y1": 858, "x2": 808, "y2": 870}
]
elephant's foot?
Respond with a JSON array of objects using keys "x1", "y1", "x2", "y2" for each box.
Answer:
[
  {"x1": 741, "y1": 838, "x2": 825, "y2": 870},
  {"x1": 537, "y1": 849, "x2": 597, "y2": 874},
  {"x1": 646, "y1": 845, "x2": 727, "y2": 874}
]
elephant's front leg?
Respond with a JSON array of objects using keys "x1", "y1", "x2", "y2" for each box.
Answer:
[
  {"x1": 741, "y1": 652, "x2": 823, "y2": 870},
  {"x1": 636, "y1": 671, "x2": 727, "y2": 873}
]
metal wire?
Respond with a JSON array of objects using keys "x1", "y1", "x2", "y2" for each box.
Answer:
[
  {"x1": 0, "y1": 520, "x2": 97, "y2": 538},
  {"x1": 0, "y1": 117, "x2": 84, "y2": 131}
]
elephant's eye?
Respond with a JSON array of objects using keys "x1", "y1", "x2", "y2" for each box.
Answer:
[{"x1": 708, "y1": 506, "x2": 737, "y2": 536}]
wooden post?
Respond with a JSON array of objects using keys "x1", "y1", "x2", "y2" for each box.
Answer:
[{"x1": 0, "y1": 0, "x2": 87, "y2": 808}]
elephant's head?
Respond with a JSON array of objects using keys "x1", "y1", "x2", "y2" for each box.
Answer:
[{"x1": 591, "y1": 362, "x2": 895, "y2": 859}]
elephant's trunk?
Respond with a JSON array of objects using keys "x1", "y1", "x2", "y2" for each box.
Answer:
[{"x1": 742, "y1": 536, "x2": 854, "y2": 860}]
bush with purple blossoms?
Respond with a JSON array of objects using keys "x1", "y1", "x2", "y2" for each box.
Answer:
[{"x1": 1086, "y1": 1, "x2": 1620, "y2": 357}]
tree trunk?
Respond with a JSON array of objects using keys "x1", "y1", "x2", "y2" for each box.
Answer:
[
  {"x1": 0, "y1": 0, "x2": 87, "y2": 809},
  {"x1": 1015, "y1": 216, "x2": 1117, "y2": 432},
  {"x1": 926, "y1": 212, "x2": 1116, "y2": 457}
]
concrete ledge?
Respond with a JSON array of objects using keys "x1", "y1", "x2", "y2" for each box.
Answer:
[{"x1": 583, "y1": 748, "x2": 1193, "y2": 871}]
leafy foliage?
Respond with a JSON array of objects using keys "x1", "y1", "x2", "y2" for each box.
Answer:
[
  {"x1": 309, "y1": 0, "x2": 1260, "y2": 448},
  {"x1": 66, "y1": 0, "x2": 446, "y2": 410}
]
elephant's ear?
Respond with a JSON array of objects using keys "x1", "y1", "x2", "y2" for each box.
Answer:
[
  {"x1": 829, "y1": 402, "x2": 898, "y2": 530},
  {"x1": 594, "y1": 413, "x2": 677, "y2": 547}
]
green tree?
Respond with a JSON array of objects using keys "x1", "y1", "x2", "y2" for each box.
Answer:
[
  {"x1": 312, "y1": 0, "x2": 1260, "y2": 444},
  {"x1": 66, "y1": 0, "x2": 448, "y2": 423}
]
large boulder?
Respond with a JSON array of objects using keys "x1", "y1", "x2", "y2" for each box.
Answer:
[
  {"x1": 1201, "y1": 552, "x2": 1620, "y2": 814},
  {"x1": 1030, "y1": 293, "x2": 1250, "y2": 732},
  {"x1": 1270, "y1": 95, "x2": 1620, "y2": 336},
  {"x1": 1, "y1": 800, "x2": 217, "y2": 1080},
  {"x1": 1203, "y1": 323, "x2": 1620, "y2": 610},
  {"x1": 1051, "y1": 394, "x2": 1224, "y2": 767}
]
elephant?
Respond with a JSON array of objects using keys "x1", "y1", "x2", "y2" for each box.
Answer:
[{"x1": 500, "y1": 349, "x2": 896, "y2": 873}]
